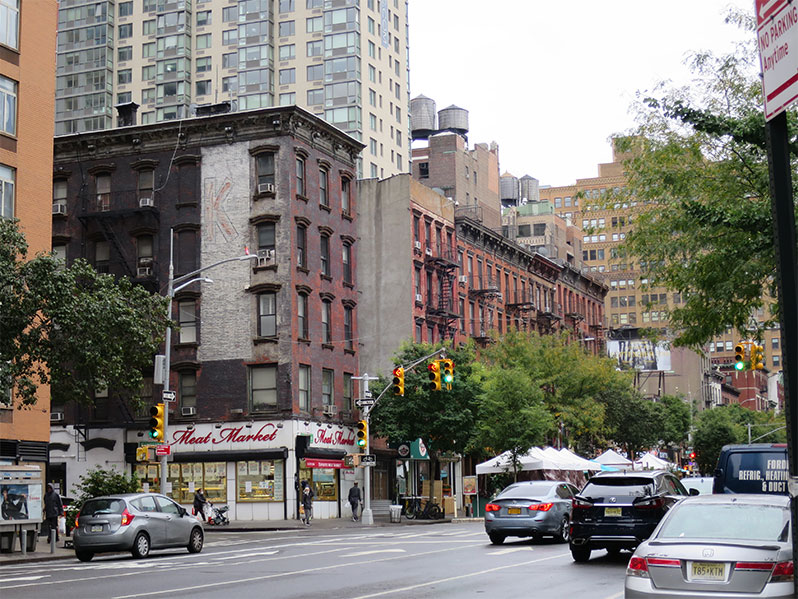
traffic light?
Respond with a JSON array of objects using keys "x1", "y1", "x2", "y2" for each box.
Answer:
[
  {"x1": 356, "y1": 420, "x2": 368, "y2": 449},
  {"x1": 428, "y1": 360, "x2": 442, "y2": 391},
  {"x1": 689, "y1": 451, "x2": 696, "y2": 460},
  {"x1": 734, "y1": 343, "x2": 746, "y2": 371},
  {"x1": 149, "y1": 403, "x2": 165, "y2": 441},
  {"x1": 751, "y1": 344, "x2": 765, "y2": 370},
  {"x1": 440, "y1": 359, "x2": 454, "y2": 390},
  {"x1": 392, "y1": 367, "x2": 405, "y2": 396}
]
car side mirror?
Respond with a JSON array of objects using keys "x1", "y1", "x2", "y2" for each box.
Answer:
[
  {"x1": 179, "y1": 507, "x2": 187, "y2": 517},
  {"x1": 689, "y1": 488, "x2": 700, "y2": 496}
]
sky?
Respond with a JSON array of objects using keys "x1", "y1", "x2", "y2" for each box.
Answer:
[{"x1": 408, "y1": 0, "x2": 756, "y2": 187}]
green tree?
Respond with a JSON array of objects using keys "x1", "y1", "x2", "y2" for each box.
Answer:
[
  {"x1": 66, "y1": 467, "x2": 140, "y2": 531},
  {"x1": 614, "y1": 12, "x2": 795, "y2": 347},
  {"x1": 611, "y1": 396, "x2": 665, "y2": 461},
  {"x1": 474, "y1": 367, "x2": 552, "y2": 481},
  {"x1": 692, "y1": 406, "x2": 746, "y2": 474},
  {"x1": 659, "y1": 394, "x2": 692, "y2": 448},
  {"x1": 0, "y1": 218, "x2": 169, "y2": 408}
]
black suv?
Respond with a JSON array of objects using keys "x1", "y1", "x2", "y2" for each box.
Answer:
[{"x1": 569, "y1": 470, "x2": 691, "y2": 562}]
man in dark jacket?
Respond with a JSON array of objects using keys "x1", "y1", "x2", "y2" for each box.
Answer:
[
  {"x1": 193, "y1": 488, "x2": 209, "y2": 521},
  {"x1": 348, "y1": 482, "x2": 362, "y2": 521},
  {"x1": 44, "y1": 484, "x2": 64, "y2": 541},
  {"x1": 300, "y1": 480, "x2": 314, "y2": 525}
]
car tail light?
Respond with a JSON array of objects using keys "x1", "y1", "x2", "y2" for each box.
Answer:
[
  {"x1": 647, "y1": 558, "x2": 681, "y2": 568},
  {"x1": 769, "y1": 561, "x2": 794, "y2": 583},
  {"x1": 75, "y1": 511, "x2": 80, "y2": 528},
  {"x1": 484, "y1": 503, "x2": 501, "y2": 512},
  {"x1": 633, "y1": 497, "x2": 664, "y2": 510},
  {"x1": 120, "y1": 508, "x2": 135, "y2": 526},
  {"x1": 627, "y1": 556, "x2": 649, "y2": 578},
  {"x1": 736, "y1": 562, "x2": 776, "y2": 572},
  {"x1": 528, "y1": 502, "x2": 553, "y2": 512},
  {"x1": 572, "y1": 497, "x2": 593, "y2": 509}
]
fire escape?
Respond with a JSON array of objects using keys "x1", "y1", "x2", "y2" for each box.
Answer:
[
  {"x1": 468, "y1": 274, "x2": 502, "y2": 345},
  {"x1": 505, "y1": 289, "x2": 535, "y2": 332},
  {"x1": 425, "y1": 246, "x2": 460, "y2": 340}
]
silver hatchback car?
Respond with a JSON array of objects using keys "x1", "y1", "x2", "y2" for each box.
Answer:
[{"x1": 73, "y1": 493, "x2": 204, "y2": 561}]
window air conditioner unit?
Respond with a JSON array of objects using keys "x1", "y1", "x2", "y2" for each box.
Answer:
[
  {"x1": 257, "y1": 249, "x2": 274, "y2": 267},
  {"x1": 181, "y1": 406, "x2": 197, "y2": 417},
  {"x1": 138, "y1": 257, "x2": 154, "y2": 267},
  {"x1": 415, "y1": 293, "x2": 423, "y2": 303},
  {"x1": 137, "y1": 266, "x2": 152, "y2": 277},
  {"x1": 52, "y1": 203, "x2": 67, "y2": 215},
  {"x1": 458, "y1": 275, "x2": 468, "y2": 284},
  {"x1": 425, "y1": 248, "x2": 433, "y2": 256},
  {"x1": 258, "y1": 183, "x2": 275, "y2": 194},
  {"x1": 413, "y1": 241, "x2": 421, "y2": 250},
  {"x1": 322, "y1": 405, "x2": 337, "y2": 416},
  {"x1": 139, "y1": 196, "x2": 154, "y2": 207},
  {"x1": 50, "y1": 412, "x2": 65, "y2": 422}
]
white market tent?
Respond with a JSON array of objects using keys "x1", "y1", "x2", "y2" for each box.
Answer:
[
  {"x1": 475, "y1": 447, "x2": 599, "y2": 475},
  {"x1": 557, "y1": 448, "x2": 602, "y2": 472},
  {"x1": 475, "y1": 451, "x2": 543, "y2": 475},
  {"x1": 594, "y1": 449, "x2": 633, "y2": 468},
  {"x1": 635, "y1": 453, "x2": 671, "y2": 470}
]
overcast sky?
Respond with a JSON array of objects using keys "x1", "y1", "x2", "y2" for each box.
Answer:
[{"x1": 407, "y1": 0, "x2": 755, "y2": 187}]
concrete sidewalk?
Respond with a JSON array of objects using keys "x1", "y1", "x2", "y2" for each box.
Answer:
[{"x1": 0, "y1": 516, "x2": 482, "y2": 566}]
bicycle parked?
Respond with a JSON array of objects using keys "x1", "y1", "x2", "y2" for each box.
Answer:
[{"x1": 401, "y1": 495, "x2": 443, "y2": 520}]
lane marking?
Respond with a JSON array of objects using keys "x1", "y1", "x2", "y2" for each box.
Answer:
[
  {"x1": 213, "y1": 551, "x2": 278, "y2": 560},
  {"x1": 487, "y1": 547, "x2": 531, "y2": 555},
  {"x1": 347, "y1": 552, "x2": 571, "y2": 599},
  {"x1": 0, "y1": 576, "x2": 49, "y2": 583},
  {"x1": 340, "y1": 549, "x2": 406, "y2": 557}
]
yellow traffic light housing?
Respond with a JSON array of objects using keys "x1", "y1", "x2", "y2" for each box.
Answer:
[
  {"x1": 356, "y1": 420, "x2": 368, "y2": 449},
  {"x1": 136, "y1": 446, "x2": 149, "y2": 462},
  {"x1": 392, "y1": 367, "x2": 405, "y2": 396},
  {"x1": 149, "y1": 403, "x2": 165, "y2": 441},
  {"x1": 427, "y1": 360, "x2": 442, "y2": 391},
  {"x1": 734, "y1": 343, "x2": 746, "y2": 371},
  {"x1": 440, "y1": 359, "x2": 454, "y2": 390},
  {"x1": 751, "y1": 344, "x2": 765, "y2": 370}
]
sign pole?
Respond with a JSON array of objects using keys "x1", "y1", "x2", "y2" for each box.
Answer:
[{"x1": 353, "y1": 372, "x2": 378, "y2": 525}]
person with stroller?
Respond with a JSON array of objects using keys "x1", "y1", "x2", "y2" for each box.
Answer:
[
  {"x1": 348, "y1": 482, "x2": 362, "y2": 522},
  {"x1": 300, "y1": 480, "x2": 314, "y2": 525},
  {"x1": 193, "y1": 487, "x2": 209, "y2": 522}
]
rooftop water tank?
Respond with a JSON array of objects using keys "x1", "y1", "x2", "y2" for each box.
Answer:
[
  {"x1": 500, "y1": 172, "x2": 519, "y2": 207},
  {"x1": 519, "y1": 175, "x2": 540, "y2": 204},
  {"x1": 410, "y1": 95, "x2": 437, "y2": 139},
  {"x1": 437, "y1": 105, "x2": 469, "y2": 136}
]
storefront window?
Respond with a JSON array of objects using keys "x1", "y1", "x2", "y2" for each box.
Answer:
[
  {"x1": 162, "y1": 462, "x2": 226, "y2": 504},
  {"x1": 299, "y1": 460, "x2": 338, "y2": 501},
  {"x1": 237, "y1": 460, "x2": 284, "y2": 502},
  {"x1": 135, "y1": 463, "x2": 161, "y2": 494}
]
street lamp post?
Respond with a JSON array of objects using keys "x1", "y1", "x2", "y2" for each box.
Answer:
[{"x1": 158, "y1": 230, "x2": 258, "y2": 492}]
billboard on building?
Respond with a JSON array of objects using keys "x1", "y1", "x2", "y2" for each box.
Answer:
[{"x1": 607, "y1": 338, "x2": 671, "y2": 372}]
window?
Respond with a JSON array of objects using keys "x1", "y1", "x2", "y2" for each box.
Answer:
[
  {"x1": 222, "y1": 6, "x2": 236, "y2": 21},
  {"x1": 178, "y1": 300, "x2": 196, "y2": 343},
  {"x1": 343, "y1": 373, "x2": 353, "y2": 411},
  {"x1": 138, "y1": 169, "x2": 154, "y2": 201},
  {"x1": 306, "y1": 64, "x2": 323, "y2": 80},
  {"x1": 279, "y1": 92, "x2": 295, "y2": 105},
  {"x1": 196, "y1": 10, "x2": 211, "y2": 26},
  {"x1": 142, "y1": 65, "x2": 156, "y2": 80},
  {"x1": 321, "y1": 299, "x2": 331, "y2": 343},
  {"x1": 279, "y1": 0, "x2": 294, "y2": 11},
  {"x1": 298, "y1": 292, "x2": 309, "y2": 338},
  {"x1": 320, "y1": 234, "x2": 330, "y2": 276},
  {"x1": 118, "y1": 1, "x2": 133, "y2": 16},
  {"x1": 296, "y1": 156, "x2": 305, "y2": 196},
  {"x1": 0, "y1": 164, "x2": 14, "y2": 219},
  {"x1": 0, "y1": 0, "x2": 19, "y2": 49},
  {"x1": 2, "y1": 76, "x2": 18, "y2": 136},
  {"x1": 258, "y1": 292, "x2": 276, "y2": 337},
  {"x1": 306, "y1": 16, "x2": 322, "y2": 32},
  {"x1": 118, "y1": 69, "x2": 132, "y2": 84},
  {"x1": 297, "y1": 223, "x2": 307, "y2": 268},
  {"x1": 319, "y1": 168, "x2": 328, "y2": 207},
  {"x1": 344, "y1": 306, "x2": 353, "y2": 350},
  {"x1": 237, "y1": 460, "x2": 284, "y2": 502},
  {"x1": 279, "y1": 44, "x2": 295, "y2": 60},
  {"x1": 342, "y1": 243, "x2": 352, "y2": 284},
  {"x1": 53, "y1": 179, "x2": 67, "y2": 213},
  {"x1": 180, "y1": 371, "x2": 196, "y2": 408},
  {"x1": 118, "y1": 46, "x2": 133, "y2": 61},
  {"x1": 342, "y1": 178, "x2": 351, "y2": 214},
  {"x1": 322, "y1": 369, "x2": 333, "y2": 405},
  {"x1": 307, "y1": 88, "x2": 323, "y2": 105},
  {"x1": 307, "y1": 0, "x2": 323, "y2": 7},
  {"x1": 257, "y1": 152, "x2": 275, "y2": 186},
  {"x1": 307, "y1": 40, "x2": 322, "y2": 57},
  {"x1": 196, "y1": 33, "x2": 212, "y2": 49},
  {"x1": 117, "y1": 91, "x2": 132, "y2": 105},
  {"x1": 119, "y1": 23, "x2": 132, "y2": 39},
  {"x1": 278, "y1": 21, "x2": 295, "y2": 36},
  {"x1": 298, "y1": 365, "x2": 310, "y2": 411},
  {"x1": 142, "y1": 42, "x2": 156, "y2": 58},
  {"x1": 196, "y1": 80, "x2": 211, "y2": 96},
  {"x1": 250, "y1": 365, "x2": 277, "y2": 411},
  {"x1": 279, "y1": 68, "x2": 296, "y2": 84},
  {"x1": 222, "y1": 52, "x2": 236, "y2": 68},
  {"x1": 196, "y1": 57, "x2": 211, "y2": 73},
  {"x1": 257, "y1": 222, "x2": 275, "y2": 254}
]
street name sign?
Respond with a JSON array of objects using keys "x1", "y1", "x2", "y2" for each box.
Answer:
[
  {"x1": 756, "y1": 0, "x2": 798, "y2": 120},
  {"x1": 360, "y1": 454, "x2": 376, "y2": 466},
  {"x1": 162, "y1": 390, "x2": 176, "y2": 402}
]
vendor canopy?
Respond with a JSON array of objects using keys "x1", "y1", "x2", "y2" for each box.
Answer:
[
  {"x1": 475, "y1": 447, "x2": 600, "y2": 474},
  {"x1": 593, "y1": 448, "x2": 633, "y2": 467}
]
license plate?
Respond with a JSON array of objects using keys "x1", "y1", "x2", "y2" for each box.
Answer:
[
  {"x1": 691, "y1": 561, "x2": 726, "y2": 581},
  {"x1": 90, "y1": 525, "x2": 103, "y2": 532},
  {"x1": 507, "y1": 508, "x2": 521, "y2": 515},
  {"x1": 604, "y1": 507, "x2": 622, "y2": 517}
]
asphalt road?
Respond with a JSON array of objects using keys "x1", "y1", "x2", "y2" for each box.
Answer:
[{"x1": 0, "y1": 523, "x2": 628, "y2": 599}]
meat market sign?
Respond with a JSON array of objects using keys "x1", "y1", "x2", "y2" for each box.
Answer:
[{"x1": 756, "y1": 0, "x2": 798, "y2": 120}]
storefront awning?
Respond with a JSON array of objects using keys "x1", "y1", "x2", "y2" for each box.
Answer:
[
  {"x1": 301, "y1": 447, "x2": 347, "y2": 460},
  {"x1": 171, "y1": 448, "x2": 288, "y2": 462}
]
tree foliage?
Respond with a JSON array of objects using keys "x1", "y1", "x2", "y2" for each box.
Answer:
[
  {"x1": 65, "y1": 466, "x2": 140, "y2": 530},
  {"x1": 0, "y1": 218, "x2": 169, "y2": 408},
  {"x1": 614, "y1": 12, "x2": 798, "y2": 347}
]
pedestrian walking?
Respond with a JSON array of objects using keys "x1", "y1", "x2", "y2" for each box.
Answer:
[
  {"x1": 44, "y1": 484, "x2": 64, "y2": 541},
  {"x1": 348, "y1": 482, "x2": 362, "y2": 522},
  {"x1": 300, "y1": 480, "x2": 314, "y2": 525},
  {"x1": 193, "y1": 488, "x2": 209, "y2": 522}
]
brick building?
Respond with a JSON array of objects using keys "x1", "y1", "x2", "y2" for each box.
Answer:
[
  {"x1": 0, "y1": 0, "x2": 57, "y2": 470},
  {"x1": 49, "y1": 105, "x2": 365, "y2": 521}
]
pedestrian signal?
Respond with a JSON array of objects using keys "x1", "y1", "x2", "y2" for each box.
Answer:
[
  {"x1": 149, "y1": 403, "x2": 165, "y2": 440},
  {"x1": 428, "y1": 360, "x2": 442, "y2": 391},
  {"x1": 392, "y1": 367, "x2": 405, "y2": 396}
]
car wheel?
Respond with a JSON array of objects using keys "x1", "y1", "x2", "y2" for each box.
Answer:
[
  {"x1": 76, "y1": 551, "x2": 94, "y2": 562},
  {"x1": 570, "y1": 544, "x2": 591, "y2": 563},
  {"x1": 488, "y1": 533, "x2": 505, "y2": 545},
  {"x1": 187, "y1": 527, "x2": 204, "y2": 554},
  {"x1": 131, "y1": 532, "x2": 151, "y2": 559},
  {"x1": 557, "y1": 516, "x2": 570, "y2": 543}
]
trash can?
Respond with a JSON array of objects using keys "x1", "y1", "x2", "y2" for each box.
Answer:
[{"x1": 389, "y1": 505, "x2": 402, "y2": 523}]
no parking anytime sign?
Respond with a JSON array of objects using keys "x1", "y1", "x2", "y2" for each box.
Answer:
[{"x1": 756, "y1": 0, "x2": 798, "y2": 120}]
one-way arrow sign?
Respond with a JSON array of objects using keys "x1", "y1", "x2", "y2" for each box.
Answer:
[{"x1": 355, "y1": 399, "x2": 375, "y2": 408}]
